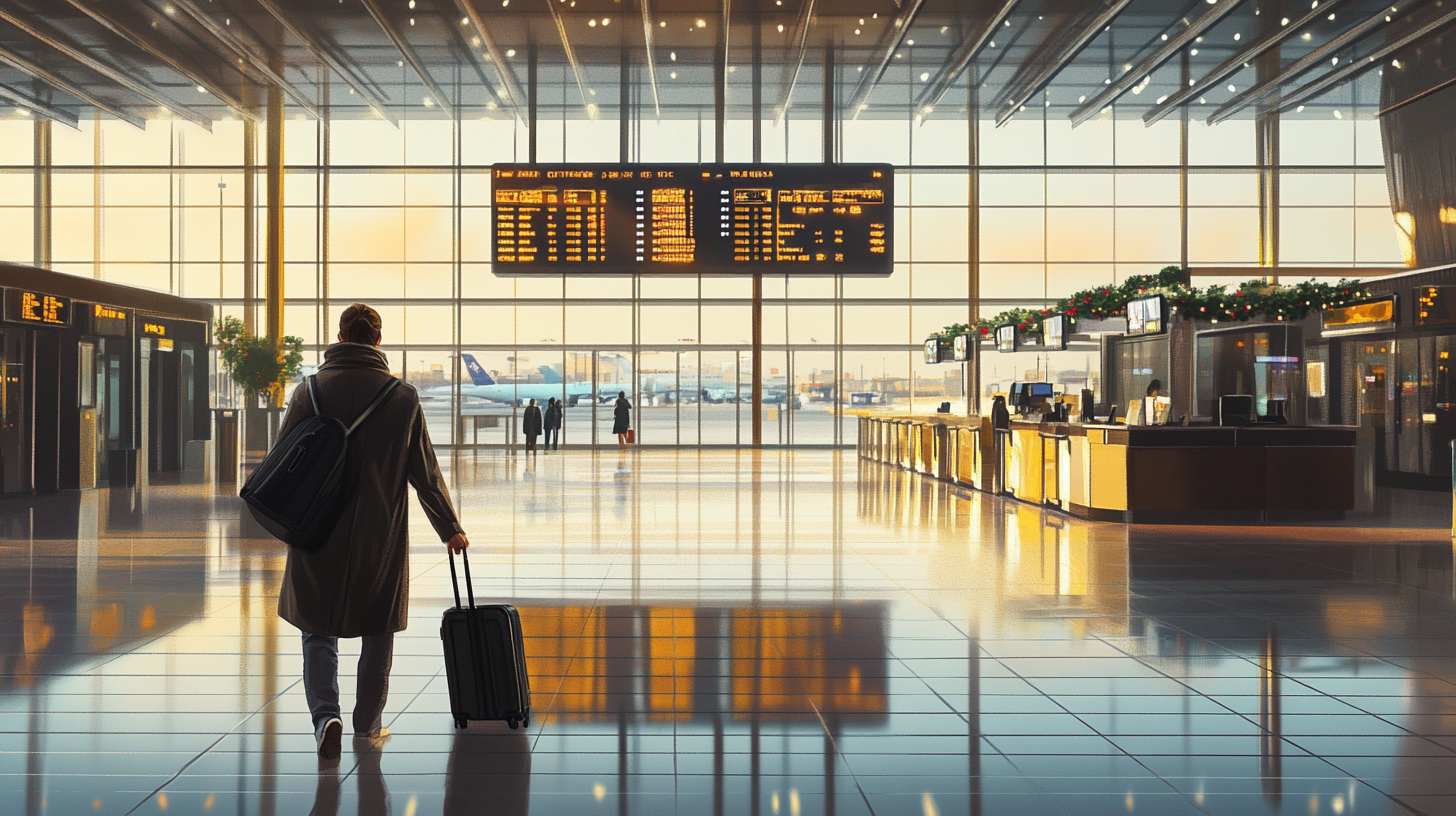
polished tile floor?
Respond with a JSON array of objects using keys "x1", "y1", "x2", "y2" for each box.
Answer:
[{"x1": 2, "y1": 449, "x2": 1455, "y2": 815}]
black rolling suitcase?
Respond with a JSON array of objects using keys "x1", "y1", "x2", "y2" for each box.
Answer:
[{"x1": 440, "y1": 549, "x2": 531, "y2": 730}]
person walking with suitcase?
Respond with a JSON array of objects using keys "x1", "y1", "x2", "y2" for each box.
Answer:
[
  {"x1": 274, "y1": 303, "x2": 469, "y2": 761},
  {"x1": 612, "y1": 391, "x2": 632, "y2": 449},
  {"x1": 544, "y1": 397, "x2": 562, "y2": 452},
  {"x1": 522, "y1": 398, "x2": 543, "y2": 455}
]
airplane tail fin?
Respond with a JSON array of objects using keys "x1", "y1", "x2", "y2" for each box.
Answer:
[
  {"x1": 461, "y1": 354, "x2": 495, "y2": 386},
  {"x1": 538, "y1": 365, "x2": 563, "y2": 384}
]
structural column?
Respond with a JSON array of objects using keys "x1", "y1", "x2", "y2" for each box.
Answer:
[
  {"x1": 265, "y1": 82, "x2": 285, "y2": 347},
  {"x1": 243, "y1": 121, "x2": 257, "y2": 334},
  {"x1": 750, "y1": 20, "x2": 763, "y2": 446},
  {"x1": 33, "y1": 119, "x2": 50, "y2": 269},
  {"x1": 967, "y1": 77, "x2": 980, "y2": 415}
]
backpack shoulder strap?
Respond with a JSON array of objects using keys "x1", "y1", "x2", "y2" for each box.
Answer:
[
  {"x1": 306, "y1": 375, "x2": 321, "y2": 416},
  {"x1": 346, "y1": 377, "x2": 402, "y2": 435}
]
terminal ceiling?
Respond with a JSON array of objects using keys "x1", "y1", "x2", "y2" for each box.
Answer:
[{"x1": 0, "y1": 0, "x2": 1447, "y2": 132}]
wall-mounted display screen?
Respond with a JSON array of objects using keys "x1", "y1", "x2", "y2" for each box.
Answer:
[
  {"x1": 1323, "y1": 295, "x2": 1396, "y2": 335},
  {"x1": 1126, "y1": 295, "x2": 1165, "y2": 336},
  {"x1": 1043, "y1": 314, "x2": 1067, "y2": 350},
  {"x1": 89, "y1": 303, "x2": 128, "y2": 336},
  {"x1": 490, "y1": 163, "x2": 893, "y2": 274},
  {"x1": 996, "y1": 325, "x2": 1016, "y2": 353},
  {"x1": 952, "y1": 334, "x2": 972, "y2": 362},
  {"x1": 3, "y1": 288, "x2": 71, "y2": 327},
  {"x1": 1417, "y1": 287, "x2": 1456, "y2": 326}
]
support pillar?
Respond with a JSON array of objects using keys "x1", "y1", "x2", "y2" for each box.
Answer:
[
  {"x1": 750, "y1": 19, "x2": 763, "y2": 446},
  {"x1": 1255, "y1": 14, "x2": 1280, "y2": 283},
  {"x1": 243, "y1": 120, "x2": 257, "y2": 334},
  {"x1": 265, "y1": 81, "x2": 286, "y2": 413},
  {"x1": 528, "y1": 44, "x2": 538, "y2": 164},
  {"x1": 967, "y1": 76, "x2": 980, "y2": 415},
  {"x1": 33, "y1": 119, "x2": 50, "y2": 269}
]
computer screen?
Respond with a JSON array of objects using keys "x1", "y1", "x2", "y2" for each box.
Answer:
[{"x1": 1027, "y1": 383, "x2": 1054, "y2": 399}]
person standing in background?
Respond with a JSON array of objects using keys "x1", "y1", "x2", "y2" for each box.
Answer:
[
  {"x1": 544, "y1": 397, "x2": 563, "y2": 452},
  {"x1": 522, "y1": 398, "x2": 543, "y2": 455},
  {"x1": 612, "y1": 391, "x2": 632, "y2": 449}
]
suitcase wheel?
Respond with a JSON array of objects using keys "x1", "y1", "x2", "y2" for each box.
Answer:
[
  {"x1": 508, "y1": 717, "x2": 519, "y2": 730},
  {"x1": 523, "y1": 716, "x2": 530, "y2": 728},
  {"x1": 455, "y1": 717, "x2": 466, "y2": 730}
]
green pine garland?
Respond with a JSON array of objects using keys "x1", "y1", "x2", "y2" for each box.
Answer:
[{"x1": 930, "y1": 266, "x2": 1373, "y2": 340}]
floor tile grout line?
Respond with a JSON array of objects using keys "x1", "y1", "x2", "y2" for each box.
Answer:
[{"x1": 119, "y1": 678, "x2": 302, "y2": 816}]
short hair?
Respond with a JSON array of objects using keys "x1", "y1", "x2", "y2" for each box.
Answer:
[
  {"x1": 338, "y1": 303, "x2": 382, "y2": 345},
  {"x1": 618, "y1": 391, "x2": 626, "y2": 398}
]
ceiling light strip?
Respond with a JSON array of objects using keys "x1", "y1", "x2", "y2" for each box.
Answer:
[
  {"x1": 846, "y1": 0, "x2": 927, "y2": 119},
  {"x1": 0, "y1": 44, "x2": 145, "y2": 128},
  {"x1": 994, "y1": 0, "x2": 1137, "y2": 127},
  {"x1": 641, "y1": 0, "x2": 662, "y2": 117},
  {"x1": 773, "y1": 0, "x2": 818, "y2": 125},
  {"x1": 0, "y1": 7, "x2": 211, "y2": 129},
  {"x1": 1206, "y1": 2, "x2": 1408, "y2": 125},
  {"x1": 1141, "y1": 0, "x2": 1352, "y2": 126},
  {"x1": 252, "y1": 0, "x2": 399, "y2": 126},
  {"x1": 1069, "y1": 0, "x2": 1246, "y2": 127}
]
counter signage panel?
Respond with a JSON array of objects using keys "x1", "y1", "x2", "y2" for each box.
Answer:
[
  {"x1": 996, "y1": 325, "x2": 1016, "y2": 353},
  {"x1": 3, "y1": 288, "x2": 71, "y2": 327},
  {"x1": 1323, "y1": 295, "x2": 1396, "y2": 335},
  {"x1": 89, "y1": 303, "x2": 129, "y2": 336},
  {"x1": 1043, "y1": 314, "x2": 1067, "y2": 350},
  {"x1": 952, "y1": 333, "x2": 972, "y2": 362},
  {"x1": 491, "y1": 163, "x2": 893, "y2": 275},
  {"x1": 1126, "y1": 295, "x2": 1165, "y2": 336},
  {"x1": 1417, "y1": 287, "x2": 1456, "y2": 327}
]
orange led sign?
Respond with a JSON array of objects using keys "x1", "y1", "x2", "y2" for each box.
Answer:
[
  {"x1": 491, "y1": 163, "x2": 893, "y2": 274},
  {"x1": 3, "y1": 289, "x2": 71, "y2": 327}
]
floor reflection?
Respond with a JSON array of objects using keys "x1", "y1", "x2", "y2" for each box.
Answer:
[{"x1": 0, "y1": 450, "x2": 1454, "y2": 814}]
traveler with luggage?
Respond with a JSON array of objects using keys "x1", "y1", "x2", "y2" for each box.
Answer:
[
  {"x1": 613, "y1": 391, "x2": 632, "y2": 448},
  {"x1": 267, "y1": 303, "x2": 469, "y2": 761}
]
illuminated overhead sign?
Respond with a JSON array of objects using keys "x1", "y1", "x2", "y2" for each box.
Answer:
[
  {"x1": 90, "y1": 303, "x2": 129, "y2": 336},
  {"x1": 491, "y1": 163, "x2": 893, "y2": 275},
  {"x1": 1323, "y1": 295, "x2": 1396, "y2": 336},
  {"x1": 141, "y1": 321, "x2": 168, "y2": 337},
  {"x1": 1417, "y1": 286, "x2": 1456, "y2": 327},
  {"x1": 3, "y1": 289, "x2": 71, "y2": 327}
]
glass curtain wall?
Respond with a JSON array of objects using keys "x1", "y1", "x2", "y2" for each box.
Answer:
[{"x1": 0, "y1": 71, "x2": 1401, "y2": 447}]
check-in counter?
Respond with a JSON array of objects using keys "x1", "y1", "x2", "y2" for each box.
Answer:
[{"x1": 860, "y1": 415, "x2": 1357, "y2": 522}]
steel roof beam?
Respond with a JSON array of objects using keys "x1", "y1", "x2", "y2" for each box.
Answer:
[
  {"x1": 60, "y1": 0, "x2": 258, "y2": 121},
  {"x1": 165, "y1": 0, "x2": 322, "y2": 120},
  {"x1": 1141, "y1": 0, "x2": 1351, "y2": 126},
  {"x1": 441, "y1": 12, "x2": 504, "y2": 111},
  {"x1": 251, "y1": 0, "x2": 399, "y2": 126},
  {"x1": 0, "y1": 6, "x2": 211, "y2": 129},
  {"x1": 1069, "y1": 0, "x2": 1245, "y2": 127},
  {"x1": 913, "y1": 0, "x2": 1018, "y2": 119},
  {"x1": 0, "y1": 43, "x2": 146, "y2": 127},
  {"x1": 543, "y1": 0, "x2": 596, "y2": 117},
  {"x1": 845, "y1": 0, "x2": 926, "y2": 119},
  {"x1": 359, "y1": 0, "x2": 453, "y2": 117},
  {"x1": 1206, "y1": 2, "x2": 1407, "y2": 125},
  {"x1": 453, "y1": 0, "x2": 525, "y2": 121},
  {"x1": 773, "y1": 0, "x2": 817, "y2": 125},
  {"x1": 641, "y1": 0, "x2": 662, "y2": 117},
  {"x1": 994, "y1": 0, "x2": 1136, "y2": 126},
  {"x1": 1266, "y1": 6, "x2": 1456, "y2": 116},
  {"x1": 0, "y1": 83, "x2": 79, "y2": 128}
]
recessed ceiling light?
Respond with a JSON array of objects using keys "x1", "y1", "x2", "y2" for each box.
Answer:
[
  {"x1": 696, "y1": 19, "x2": 706, "y2": 28},
  {"x1": 506, "y1": 49, "x2": 516, "y2": 57},
  {"x1": 777, "y1": 24, "x2": 784, "y2": 32},
  {"x1": 602, "y1": 18, "x2": 609, "y2": 25},
  {"x1": 588, "y1": 19, "x2": 596, "y2": 26},
  {"x1": 1227, "y1": 84, "x2": 1236, "y2": 92}
]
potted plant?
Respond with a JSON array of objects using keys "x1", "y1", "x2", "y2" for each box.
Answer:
[{"x1": 215, "y1": 316, "x2": 304, "y2": 451}]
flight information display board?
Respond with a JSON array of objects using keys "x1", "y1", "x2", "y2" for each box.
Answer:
[{"x1": 491, "y1": 163, "x2": 893, "y2": 274}]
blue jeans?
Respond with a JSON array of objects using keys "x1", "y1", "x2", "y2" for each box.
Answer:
[{"x1": 301, "y1": 631, "x2": 395, "y2": 736}]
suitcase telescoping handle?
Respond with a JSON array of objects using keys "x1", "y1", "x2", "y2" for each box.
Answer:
[{"x1": 447, "y1": 547, "x2": 476, "y2": 610}]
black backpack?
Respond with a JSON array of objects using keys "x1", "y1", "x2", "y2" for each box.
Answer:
[{"x1": 240, "y1": 375, "x2": 400, "y2": 552}]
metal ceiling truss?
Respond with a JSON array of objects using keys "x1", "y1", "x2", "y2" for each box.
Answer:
[
  {"x1": 0, "y1": 6, "x2": 212, "y2": 129},
  {"x1": 772, "y1": 0, "x2": 818, "y2": 125},
  {"x1": 1267, "y1": 5, "x2": 1456, "y2": 116},
  {"x1": 60, "y1": 0, "x2": 258, "y2": 121},
  {"x1": 913, "y1": 0, "x2": 1018, "y2": 119},
  {"x1": 1141, "y1": 0, "x2": 1351, "y2": 126},
  {"x1": 440, "y1": 12, "x2": 505, "y2": 111},
  {"x1": 543, "y1": 0, "x2": 597, "y2": 117},
  {"x1": 720, "y1": 0, "x2": 731, "y2": 95},
  {"x1": 453, "y1": 0, "x2": 526, "y2": 122},
  {"x1": 1069, "y1": 0, "x2": 1245, "y2": 127},
  {"x1": 358, "y1": 0, "x2": 455, "y2": 117},
  {"x1": 640, "y1": 0, "x2": 663, "y2": 117},
  {"x1": 164, "y1": 0, "x2": 322, "y2": 120},
  {"x1": 251, "y1": 0, "x2": 399, "y2": 126},
  {"x1": 0, "y1": 83, "x2": 79, "y2": 127},
  {"x1": 845, "y1": 0, "x2": 926, "y2": 119},
  {"x1": 994, "y1": 0, "x2": 1136, "y2": 126},
  {"x1": 1207, "y1": 2, "x2": 1409, "y2": 125},
  {"x1": 0, "y1": 43, "x2": 146, "y2": 127}
]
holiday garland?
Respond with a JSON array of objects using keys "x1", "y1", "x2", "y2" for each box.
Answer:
[{"x1": 930, "y1": 266, "x2": 1373, "y2": 340}]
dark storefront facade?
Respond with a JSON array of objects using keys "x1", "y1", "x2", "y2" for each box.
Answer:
[{"x1": 0, "y1": 263, "x2": 211, "y2": 496}]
